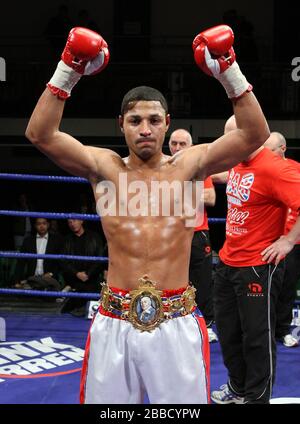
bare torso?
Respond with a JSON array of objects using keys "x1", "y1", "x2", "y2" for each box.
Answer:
[
  {"x1": 25, "y1": 85, "x2": 270, "y2": 290},
  {"x1": 90, "y1": 153, "x2": 201, "y2": 290}
]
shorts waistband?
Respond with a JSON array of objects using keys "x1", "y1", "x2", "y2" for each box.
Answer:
[{"x1": 99, "y1": 277, "x2": 196, "y2": 332}]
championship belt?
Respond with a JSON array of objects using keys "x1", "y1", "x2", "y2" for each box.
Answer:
[{"x1": 100, "y1": 276, "x2": 196, "y2": 332}]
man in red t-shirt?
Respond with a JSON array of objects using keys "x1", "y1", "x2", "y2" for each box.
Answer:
[
  {"x1": 169, "y1": 129, "x2": 218, "y2": 343},
  {"x1": 265, "y1": 132, "x2": 300, "y2": 347},
  {"x1": 211, "y1": 118, "x2": 300, "y2": 404}
]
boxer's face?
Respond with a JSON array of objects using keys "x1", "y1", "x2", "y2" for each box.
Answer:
[{"x1": 119, "y1": 101, "x2": 170, "y2": 160}]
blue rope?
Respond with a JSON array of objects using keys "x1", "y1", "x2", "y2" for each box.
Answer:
[
  {"x1": 0, "y1": 251, "x2": 108, "y2": 262},
  {"x1": 0, "y1": 210, "x2": 226, "y2": 223},
  {"x1": 0, "y1": 173, "x2": 87, "y2": 184},
  {"x1": 0, "y1": 287, "x2": 100, "y2": 299},
  {"x1": 0, "y1": 210, "x2": 99, "y2": 221},
  {"x1": 208, "y1": 218, "x2": 226, "y2": 224}
]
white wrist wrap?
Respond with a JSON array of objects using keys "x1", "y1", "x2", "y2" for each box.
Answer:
[
  {"x1": 217, "y1": 62, "x2": 251, "y2": 99},
  {"x1": 48, "y1": 61, "x2": 82, "y2": 95}
]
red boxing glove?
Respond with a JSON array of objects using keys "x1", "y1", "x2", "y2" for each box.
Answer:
[
  {"x1": 61, "y1": 27, "x2": 109, "y2": 75},
  {"x1": 192, "y1": 25, "x2": 252, "y2": 99},
  {"x1": 193, "y1": 25, "x2": 235, "y2": 76},
  {"x1": 48, "y1": 27, "x2": 110, "y2": 99}
]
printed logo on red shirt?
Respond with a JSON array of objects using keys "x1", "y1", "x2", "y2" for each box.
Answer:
[
  {"x1": 227, "y1": 172, "x2": 255, "y2": 203},
  {"x1": 247, "y1": 283, "x2": 264, "y2": 297},
  {"x1": 226, "y1": 172, "x2": 255, "y2": 233},
  {"x1": 227, "y1": 208, "x2": 249, "y2": 225}
]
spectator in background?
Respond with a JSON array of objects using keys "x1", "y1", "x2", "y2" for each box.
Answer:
[
  {"x1": 49, "y1": 219, "x2": 62, "y2": 237},
  {"x1": 12, "y1": 193, "x2": 33, "y2": 251},
  {"x1": 61, "y1": 219, "x2": 105, "y2": 316},
  {"x1": 13, "y1": 218, "x2": 62, "y2": 291},
  {"x1": 169, "y1": 129, "x2": 218, "y2": 343},
  {"x1": 264, "y1": 132, "x2": 300, "y2": 347}
]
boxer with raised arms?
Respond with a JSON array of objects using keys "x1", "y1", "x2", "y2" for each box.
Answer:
[{"x1": 26, "y1": 25, "x2": 269, "y2": 404}]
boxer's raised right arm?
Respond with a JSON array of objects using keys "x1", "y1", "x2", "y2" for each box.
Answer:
[{"x1": 26, "y1": 27, "x2": 110, "y2": 179}]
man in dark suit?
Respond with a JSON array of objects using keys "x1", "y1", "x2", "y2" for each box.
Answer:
[
  {"x1": 60, "y1": 219, "x2": 104, "y2": 315},
  {"x1": 14, "y1": 217, "x2": 62, "y2": 290}
]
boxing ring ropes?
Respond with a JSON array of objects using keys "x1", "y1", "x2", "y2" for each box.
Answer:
[{"x1": 0, "y1": 171, "x2": 299, "y2": 308}]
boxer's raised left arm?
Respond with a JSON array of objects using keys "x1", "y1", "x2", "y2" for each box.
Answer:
[{"x1": 192, "y1": 25, "x2": 270, "y2": 177}]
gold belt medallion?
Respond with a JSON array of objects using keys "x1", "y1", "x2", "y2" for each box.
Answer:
[{"x1": 128, "y1": 276, "x2": 164, "y2": 332}]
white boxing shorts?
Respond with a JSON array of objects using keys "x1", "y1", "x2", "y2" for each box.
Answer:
[{"x1": 80, "y1": 286, "x2": 210, "y2": 404}]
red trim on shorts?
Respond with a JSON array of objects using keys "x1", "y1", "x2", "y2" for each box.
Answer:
[
  {"x1": 79, "y1": 317, "x2": 94, "y2": 404},
  {"x1": 194, "y1": 313, "x2": 211, "y2": 404},
  {"x1": 108, "y1": 285, "x2": 188, "y2": 297}
]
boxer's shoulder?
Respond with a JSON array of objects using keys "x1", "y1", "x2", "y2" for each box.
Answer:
[{"x1": 87, "y1": 146, "x2": 123, "y2": 181}]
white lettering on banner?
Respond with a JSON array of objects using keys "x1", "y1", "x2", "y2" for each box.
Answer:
[
  {"x1": 30, "y1": 337, "x2": 76, "y2": 350},
  {"x1": 25, "y1": 340, "x2": 57, "y2": 353},
  {"x1": 0, "y1": 357, "x2": 9, "y2": 366},
  {"x1": 18, "y1": 358, "x2": 56, "y2": 373},
  {"x1": 0, "y1": 345, "x2": 39, "y2": 361},
  {"x1": 0, "y1": 338, "x2": 85, "y2": 383},
  {"x1": 0, "y1": 365, "x2": 30, "y2": 375},
  {"x1": 0, "y1": 337, "x2": 74, "y2": 361},
  {"x1": 43, "y1": 353, "x2": 74, "y2": 366},
  {"x1": 61, "y1": 348, "x2": 86, "y2": 361}
]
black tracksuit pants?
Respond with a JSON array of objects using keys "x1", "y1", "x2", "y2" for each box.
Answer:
[
  {"x1": 214, "y1": 260, "x2": 284, "y2": 404},
  {"x1": 276, "y1": 245, "x2": 300, "y2": 338},
  {"x1": 189, "y1": 230, "x2": 214, "y2": 326}
]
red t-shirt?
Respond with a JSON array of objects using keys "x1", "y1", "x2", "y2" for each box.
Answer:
[
  {"x1": 194, "y1": 177, "x2": 214, "y2": 231},
  {"x1": 284, "y1": 158, "x2": 300, "y2": 244},
  {"x1": 219, "y1": 148, "x2": 300, "y2": 267}
]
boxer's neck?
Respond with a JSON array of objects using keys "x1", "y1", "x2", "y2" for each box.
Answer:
[{"x1": 127, "y1": 151, "x2": 166, "y2": 170}]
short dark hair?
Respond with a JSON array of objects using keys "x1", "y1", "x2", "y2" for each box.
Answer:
[{"x1": 120, "y1": 86, "x2": 168, "y2": 116}]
